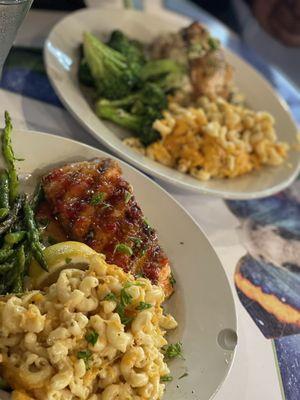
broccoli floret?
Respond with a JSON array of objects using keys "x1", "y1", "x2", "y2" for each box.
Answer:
[
  {"x1": 108, "y1": 30, "x2": 145, "y2": 68},
  {"x1": 96, "y1": 104, "x2": 160, "y2": 146},
  {"x1": 140, "y1": 59, "x2": 184, "y2": 92},
  {"x1": 83, "y1": 32, "x2": 139, "y2": 99},
  {"x1": 95, "y1": 84, "x2": 165, "y2": 146},
  {"x1": 99, "y1": 83, "x2": 167, "y2": 113},
  {"x1": 78, "y1": 58, "x2": 95, "y2": 87}
]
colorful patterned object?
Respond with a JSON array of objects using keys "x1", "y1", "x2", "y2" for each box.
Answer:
[
  {"x1": 235, "y1": 255, "x2": 300, "y2": 338},
  {"x1": 1, "y1": 47, "x2": 61, "y2": 107},
  {"x1": 227, "y1": 189, "x2": 300, "y2": 338}
]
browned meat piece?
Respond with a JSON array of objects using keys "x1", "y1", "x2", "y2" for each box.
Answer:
[
  {"x1": 183, "y1": 22, "x2": 233, "y2": 98},
  {"x1": 189, "y1": 50, "x2": 233, "y2": 98},
  {"x1": 149, "y1": 21, "x2": 233, "y2": 99},
  {"x1": 40, "y1": 159, "x2": 173, "y2": 297}
]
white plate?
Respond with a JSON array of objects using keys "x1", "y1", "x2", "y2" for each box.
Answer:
[
  {"x1": 44, "y1": 8, "x2": 300, "y2": 199},
  {"x1": 0, "y1": 130, "x2": 237, "y2": 400}
]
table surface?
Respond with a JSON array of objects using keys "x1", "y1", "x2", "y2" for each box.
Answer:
[{"x1": 0, "y1": 2, "x2": 300, "y2": 400}]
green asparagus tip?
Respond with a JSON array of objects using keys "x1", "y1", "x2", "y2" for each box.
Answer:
[{"x1": 4, "y1": 111, "x2": 11, "y2": 128}]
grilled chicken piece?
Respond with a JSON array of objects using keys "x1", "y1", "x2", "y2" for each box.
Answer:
[
  {"x1": 40, "y1": 159, "x2": 173, "y2": 297},
  {"x1": 150, "y1": 22, "x2": 233, "y2": 99}
]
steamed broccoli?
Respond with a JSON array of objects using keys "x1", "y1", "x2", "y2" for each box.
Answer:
[
  {"x1": 95, "y1": 83, "x2": 165, "y2": 146},
  {"x1": 96, "y1": 105, "x2": 160, "y2": 146},
  {"x1": 98, "y1": 83, "x2": 167, "y2": 113},
  {"x1": 78, "y1": 58, "x2": 95, "y2": 87},
  {"x1": 83, "y1": 32, "x2": 140, "y2": 99},
  {"x1": 140, "y1": 59, "x2": 184, "y2": 92},
  {"x1": 108, "y1": 30, "x2": 145, "y2": 72}
]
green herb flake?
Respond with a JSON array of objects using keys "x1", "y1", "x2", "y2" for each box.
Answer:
[
  {"x1": 85, "y1": 330, "x2": 99, "y2": 346},
  {"x1": 178, "y1": 372, "x2": 188, "y2": 379},
  {"x1": 135, "y1": 272, "x2": 145, "y2": 278},
  {"x1": 160, "y1": 375, "x2": 173, "y2": 382},
  {"x1": 143, "y1": 218, "x2": 151, "y2": 229},
  {"x1": 65, "y1": 257, "x2": 72, "y2": 264},
  {"x1": 129, "y1": 236, "x2": 142, "y2": 247},
  {"x1": 124, "y1": 190, "x2": 132, "y2": 203},
  {"x1": 123, "y1": 281, "x2": 144, "y2": 289},
  {"x1": 136, "y1": 301, "x2": 152, "y2": 311},
  {"x1": 163, "y1": 342, "x2": 184, "y2": 359},
  {"x1": 116, "y1": 303, "x2": 133, "y2": 326},
  {"x1": 169, "y1": 272, "x2": 176, "y2": 287},
  {"x1": 120, "y1": 287, "x2": 133, "y2": 307},
  {"x1": 104, "y1": 292, "x2": 117, "y2": 302},
  {"x1": 77, "y1": 349, "x2": 92, "y2": 367},
  {"x1": 90, "y1": 192, "x2": 105, "y2": 206},
  {"x1": 115, "y1": 243, "x2": 133, "y2": 256},
  {"x1": 208, "y1": 37, "x2": 220, "y2": 51}
]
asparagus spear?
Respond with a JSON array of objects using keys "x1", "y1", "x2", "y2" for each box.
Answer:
[
  {"x1": 0, "y1": 194, "x2": 24, "y2": 235},
  {"x1": 31, "y1": 182, "x2": 44, "y2": 211},
  {"x1": 10, "y1": 245, "x2": 25, "y2": 293},
  {"x1": 0, "y1": 170, "x2": 9, "y2": 220},
  {"x1": 1, "y1": 111, "x2": 19, "y2": 204},
  {"x1": 4, "y1": 231, "x2": 26, "y2": 247},
  {"x1": 23, "y1": 198, "x2": 48, "y2": 272}
]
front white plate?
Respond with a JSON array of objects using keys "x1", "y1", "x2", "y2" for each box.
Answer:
[
  {"x1": 44, "y1": 8, "x2": 300, "y2": 199},
  {"x1": 0, "y1": 130, "x2": 236, "y2": 399}
]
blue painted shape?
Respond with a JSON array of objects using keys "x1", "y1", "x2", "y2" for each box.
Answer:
[
  {"x1": 236, "y1": 287, "x2": 299, "y2": 338},
  {"x1": 227, "y1": 194, "x2": 300, "y2": 240},
  {"x1": 238, "y1": 255, "x2": 300, "y2": 311},
  {"x1": 1, "y1": 68, "x2": 62, "y2": 107},
  {"x1": 275, "y1": 335, "x2": 300, "y2": 400}
]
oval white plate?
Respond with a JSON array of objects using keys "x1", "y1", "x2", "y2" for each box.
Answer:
[
  {"x1": 44, "y1": 8, "x2": 299, "y2": 199},
  {"x1": 0, "y1": 130, "x2": 236, "y2": 400}
]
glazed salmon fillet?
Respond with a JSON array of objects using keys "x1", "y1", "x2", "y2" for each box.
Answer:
[{"x1": 40, "y1": 159, "x2": 173, "y2": 296}]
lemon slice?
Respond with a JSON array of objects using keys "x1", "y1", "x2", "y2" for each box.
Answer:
[{"x1": 29, "y1": 241, "x2": 98, "y2": 289}]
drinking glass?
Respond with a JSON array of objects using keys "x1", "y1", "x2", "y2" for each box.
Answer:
[{"x1": 0, "y1": 0, "x2": 32, "y2": 78}]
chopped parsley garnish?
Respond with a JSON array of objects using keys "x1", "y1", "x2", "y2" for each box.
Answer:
[
  {"x1": 104, "y1": 292, "x2": 117, "y2": 302},
  {"x1": 85, "y1": 330, "x2": 99, "y2": 346},
  {"x1": 129, "y1": 236, "x2": 142, "y2": 247},
  {"x1": 115, "y1": 282, "x2": 144, "y2": 326},
  {"x1": 120, "y1": 287, "x2": 133, "y2": 307},
  {"x1": 115, "y1": 243, "x2": 133, "y2": 256},
  {"x1": 169, "y1": 272, "x2": 176, "y2": 287},
  {"x1": 123, "y1": 281, "x2": 144, "y2": 289},
  {"x1": 77, "y1": 349, "x2": 92, "y2": 367},
  {"x1": 208, "y1": 37, "x2": 220, "y2": 50},
  {"x1": 116, "y1": 303, "x2": 133, "y2": 326},
  {"x1": 124, "y1": 190, "x2": 132, "y2": 203},
  {"x1": 136, "y1": 302, "x2": 152, "y2": 311},
  {"x1": 163, "y1": 342, "x2": 184, "y2": 359},
  {"x1": 135, "y1": 272, "x2": 145, "y2": 278},
  {"x1": 143, "y1": 218, "x2": 151, "y2": 229},
  {"x1": 178, "y1": 372, "x2": 188, "y2": 379},
  {"x1": 90, "y1": 192, "x2": 105, "y2": 205},
  {"x1": 160, "y1": 375, "x2": 173, "y2": 382},
  {"x1": 65, "y1": 257, "x2": 72, "y2": 264}
]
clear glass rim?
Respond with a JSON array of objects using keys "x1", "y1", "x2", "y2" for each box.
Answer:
[{"x1": 0, "y1": 0, "x2": 29, "y2": 4}]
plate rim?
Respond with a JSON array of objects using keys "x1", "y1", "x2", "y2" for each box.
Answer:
[
  {"x1": 44, "y1": 7, "x2": 300, "y2": 199},
  {"x1": 10, "y1": 127, "x2": 238, "y2": 399}
]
